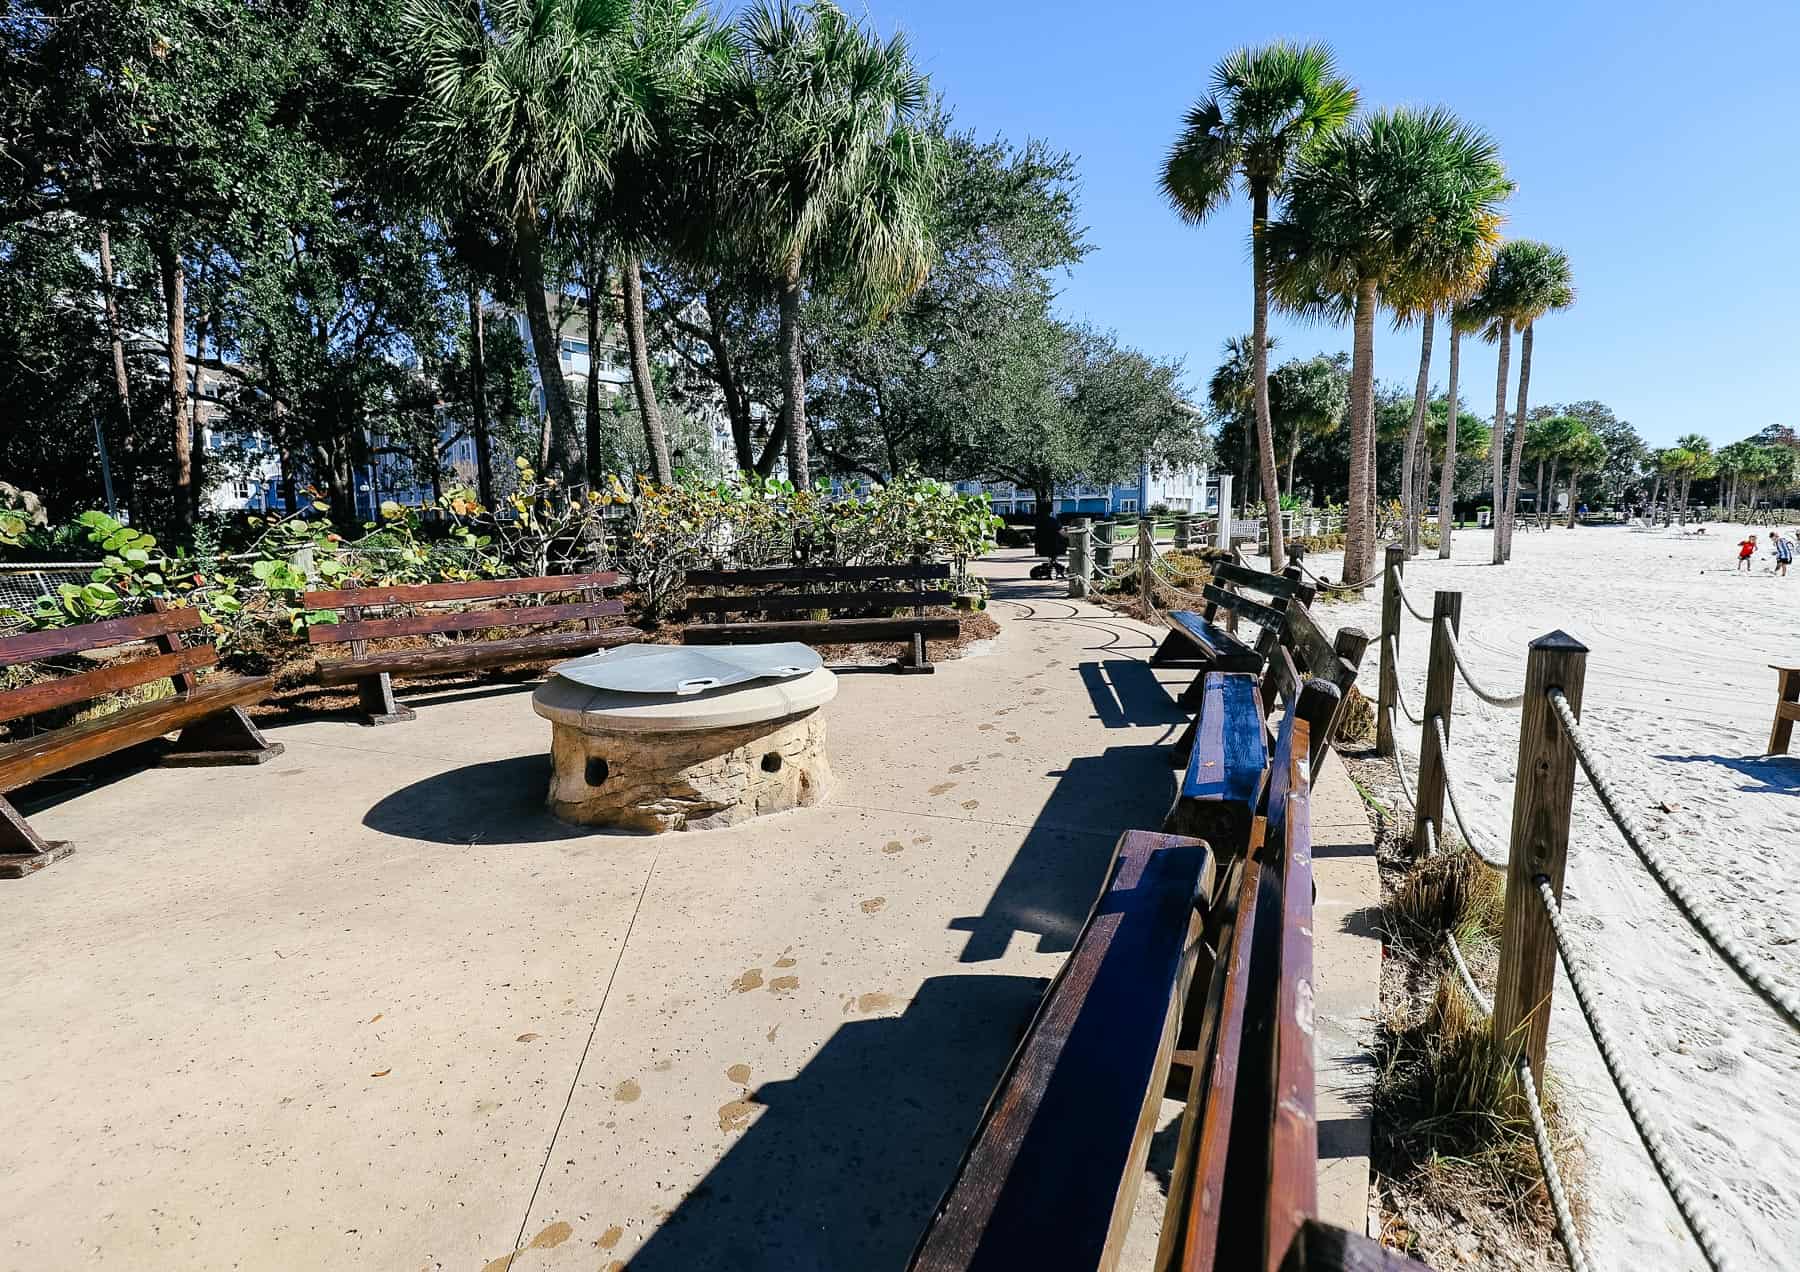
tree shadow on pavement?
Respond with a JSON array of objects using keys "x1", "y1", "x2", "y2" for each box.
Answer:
[
  {"x1": 622, "y1": 972, "x2": 1046, "y2": 1272},
  {"x1": 947, "y1": 741, "x2": 1175, "y2": 963}
]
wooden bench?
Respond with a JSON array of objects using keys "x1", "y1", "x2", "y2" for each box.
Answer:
[
  {"x1": 0, "y1": 604, "x2": 282, "y2": 877},
  {"x1": 912, "y1": 694, "x2": 1428, "y2": 1272},
  {"x1": 1151, "y1": 562, "x2": 1317, "y2": 707},
  {"x1": 1771, "y1": 665, "x2": 1800, "y2": 755},
  {"x1": 302, "y1": 573, "x2": 634, "y2": 725},
  {"x1": 1170, "y1": 598, "x2": 1369, "y2": 775},
  {"x1": 907, "y1": 828, "x2": 1216, "y2": 1270},
  {"x1": 682, "y1": 561, "x2": 961, "y2": 674}
]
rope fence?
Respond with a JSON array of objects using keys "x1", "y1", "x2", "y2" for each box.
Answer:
[{"x1": 1370, "y1": 544, "x2": 1792, "y2": 1272}]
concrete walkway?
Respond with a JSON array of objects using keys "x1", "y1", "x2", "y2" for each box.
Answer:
[{"x1": 0, "y1": 551, "x2": 1378, "y2": 1269}]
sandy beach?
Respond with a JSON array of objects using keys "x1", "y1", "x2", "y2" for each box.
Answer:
[{"x1": 1266, "y1": 522, "x2": 1800, "y2": 1269}]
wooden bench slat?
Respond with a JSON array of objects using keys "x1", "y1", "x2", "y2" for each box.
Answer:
[
  {"x1": 300, "y1": 572, "x2": 619, "y2": 608},
  {"x1": 315, "y1": 628, "x2": 636, "y2": 684},
  {"x1": 0, "y1": 646, "x2": 219, "y2": 724},
  {"x1": 685, "y1": 562, "x2": 952, "y2": 586},
  {"x1": 1212, "y1": 561, "x2": 1316, "y2": 602},
  {"x1": 686, "y1": 589, "x2": 951, "y2": 615},
  {"x1": 0, "y1": 675, "x2": 273, "y2": 793},
  {"x1": 0, "y1": 608, "x2": 202, "y2": 666},
  {"x1": 684, "y1": 616, "x2": 959, "y2": 645},
  {"x1": 909, "y1": 830, "x2": 1213, "y2": 1272},
  {"x1": 1166, "y1": 672, "x2": 1268, "y2": 846},
  {"x1": 1264, "y1": 714, "x2": 1317, "y2": 1272},
  {"x1": 307, "y1": 600, "x2": 625, "y2": 645},
  {"x1": 1204, "y1": 583, "x2": 1288, "y2": 635},
  {"x1": 1167, "y1": 611, "x2": 1262, "y2": 672}
]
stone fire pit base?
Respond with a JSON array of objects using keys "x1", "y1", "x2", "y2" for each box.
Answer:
[
  {"x1": 532, "y1": 665, "x2": 838, "y2": 834},
  {"x1": 545, "y1": 710, "x2": 830, "y2": 833}
]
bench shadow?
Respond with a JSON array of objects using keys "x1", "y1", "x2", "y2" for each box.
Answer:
[
  {"x1": 948, "y1": 742, "x2": 1176, "y2": 963},
  {"x1": 361, "y1": 753, "x2": 624, "y2": 844},
  {"x1": 623, "y1": 972, "x2": 1046, "y2": 1272},
  {"x1": 1651, "y1": 752, "x2": 1800, "y2": 796},
  {"x1": 1078, "y1": 659, "x2": 1188, "y2": 730}
]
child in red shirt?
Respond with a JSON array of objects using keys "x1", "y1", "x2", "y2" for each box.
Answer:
[{"x1": 1738, "y1": 535, "x2": 1759, "y2": 572}]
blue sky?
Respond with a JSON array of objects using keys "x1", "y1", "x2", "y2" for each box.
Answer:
[{"x1": 834, "y1": 0, "x2": 1800, "y2": 448}]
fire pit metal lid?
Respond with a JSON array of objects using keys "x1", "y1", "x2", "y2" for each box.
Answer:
[{"x1": 548, "y1": 641, "x2": 823, "y2": 696}]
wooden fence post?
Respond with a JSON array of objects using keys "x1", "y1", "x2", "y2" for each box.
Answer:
[
  {"x1": 1138, "y1": 516, "x2": 1155, "y2": 599},
  {"x1": 1493, "y1": 631, "x2": 1588, "y2": 1090},
  {"x1": 1410, "y1": 589, "x2": 1462, "y2": 854},
  {"x1": 1094, "y1": 519, "x2": 1116, "y2": 576},
  {"x1": 1174, "y1": 512, "x2": 1192, "y2": 551},
  {"x1": 1067, "y1": 516, "x2": 1091, "y2": 598},
  {"x1": 1375, "y1": 544, "x2": 1405, "y2": 756}
]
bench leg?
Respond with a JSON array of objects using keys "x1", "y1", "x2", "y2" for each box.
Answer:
[
  {"x1": 1150, "y1": 628, "x2": 1206, "y2": 667},
  {"x1": 1773, "y1": 670, "x2": 1800, "y2": 756},
  {"x1": 356, "y1": 673, "x2": 417, "y2": 725},
  {"x1": 0, "y1": 797, "x2": 75, "y2": 879},
  {"x1": 895, "y1": 632, "x2": 936, "y2": 675},
  {"x1": 161, "y1": 706, "x2": 286, "y2": 767}
]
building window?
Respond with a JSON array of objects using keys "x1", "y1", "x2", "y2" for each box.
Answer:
[
  {"x1": 233, "y1": 479, "x2": 251, "y2": 499},
  {"x1": 1118, "y1": 498, "x2": 1137, "y2": 514}
]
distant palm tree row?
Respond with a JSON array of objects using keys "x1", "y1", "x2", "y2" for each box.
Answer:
[{"x1": 1161, "y1": 42, "x2": 1574, "y2": 581}]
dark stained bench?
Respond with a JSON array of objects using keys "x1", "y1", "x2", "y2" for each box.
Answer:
[
  {"x1": 683, "y1": 561, "x2": 960, "y2": 674},
  {"x1": 1771, "y1": 665, "x2": 1800, "y2": 755},
  {"x1": 907, "y1": 829, "x2": 1216, "y2": 1271},
  {"x1": 1170, "y1": 597, "x2": 1369, "y2": 774},
  {"x1": 1151, "y1": 561, "x2": 1318, "y2": 707},
  {"x1": 0, "y1": 604, "x2": 282, "y2": 877},
  {"x1": 912, "y1": 695, "x2": 1429, "y2": 1272},
  {"x1": 302, "y1": 573, "x2": 634, "y2": 724}
]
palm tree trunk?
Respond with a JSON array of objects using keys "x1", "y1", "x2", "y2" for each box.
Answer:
[
  {"x1": 516, "y1": 215, "x2": 579, "y2": 478},
  {"x1": 1250, "y1": 186, "x2": 1285, "y2": 570},
  {"x1": 585, "y1": 255, "x2": 606, "y2": 486},
  {"x1": 777, "y1": 253, "x2": 811, "y2": 490},
  {"x1": 1286, "y1": 437, "x2": 1299, "y2": 498},
  {"x1": 1437, "y1": 325, "x2": 1460, "y2": 559},
  {"x1": 1502, "y1": 322, "x2": 1535, "y2": 560},
  {"x1": 1401, "y1": 309, "x2": 1435, "y2": 558},
  {"x1": 157, "y1": 238, "x2": 193, "y2": 531},
  {"x1": 621, "y1": 250, "x2": 672, "y2": 486},
  {"x1": 1344, "y1": 278, "x2": 1379, "y2": 583},
  {"x1": 1649, "y1": 473, "x2": 1662, "y2": 519},
  {"x1": 1489, "y1": 320, "x2": 1511, "y2": 564},
  {"x1": 1566, "y1": 468, "x2": 1581, "y2": 528},
  {"x1": 468, "y1": 287, "x2": 494, "y2": 508}
]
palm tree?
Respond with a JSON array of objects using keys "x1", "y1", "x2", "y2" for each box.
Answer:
[
  {"x1": 1160, "y1": 42, "x2": 1356, "y2": 571},
  {"x1": 385, "y1": 0, "x2": 663, "y2": 481},
  {"x1": 1475, "y1": 241, "x2": 1574, "y2": 560},
  {"x1": 1436, "y1": 303, "x2": 1482, "y2": 557},
  {"x1": 1267, "y1": 107, "x2": 1509, "y2": 583},
  {"x1": 1561, "y1": 426, "x2": 1606, "y2": 526},
  {"x1": 706, "y1": 1, "x2": 941, "y2": 490},
  {"x1": 1673, "y1": 432, "x2": 1713, "y2": 521},
  {"x1": 1209, "y1": 332, "x2": 1275, "y2": 498},
  {"x1": 1715, "y1": 440, "x2": 1759, "y2": 514}
]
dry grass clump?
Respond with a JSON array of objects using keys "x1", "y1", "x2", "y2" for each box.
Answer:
[
  {"x1": 1371, "y1": 842, "x2": 1582, "y2": 1268},
  {"x1": 1333, "y1": 685, "x2": 1376, "y2": 745}
]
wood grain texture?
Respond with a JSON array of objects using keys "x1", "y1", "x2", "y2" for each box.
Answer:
[
  {"x1": 1265, "y1": 718, "x2": 1317, "y2": 1272},
  {"x1": 300, "y1": 572, "x2": 618, "y2": 608},
  {"x1": 1202, "y1": 584, "x2": 1288, "y2": 636},
  {"x1": 306, "y1": 600, "x2": 625, "y2": 644},
  {"x1": 314, "y1": 628, "x2": 637, "y2": 684},
  {"x1": 0, "y1": 608, "x2": 201, "y2": 666},
  {"x1": 0, "y1": 646, "x2": 217, "y2": 723},
  {"x1": 685, "y1": 589, "x2": 951, "y2": 615},
  {"x1": 0, "y1": 674, "x2": 274, "y2": 793},
  {"x1": 683, "y1": 616, "x2": 958, "y2": 645},
  {"x1": 1166, "y1": 612, "x2": 1261, "y2": 671},
  {"x1": 910, "y1": 830, "x2": 1213, "y2": 1272},
  {"x1": 1166, "y1": 673, "x2": 1267, "y2": 848},
  {"x1": 686, "y1": 562, "x2": 953, "y2": 586},
  {"x1": 1212, "y1": 562, "x2": 1315, "y2": 602},
  {"x1": 1493, "y1": 631, "x2": 1588, "y2": 1090}
]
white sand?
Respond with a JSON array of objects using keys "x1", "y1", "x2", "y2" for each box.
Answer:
[{"x1": 1268, "y1": 523, "x2": 1800, "y2": 1269}]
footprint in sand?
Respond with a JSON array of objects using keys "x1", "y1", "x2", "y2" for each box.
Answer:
[
  {"x1": 883, "y1": 840, "x2": 906, "y2": 854},
  {"x1": 961, "y1": 800, "x2": 980, "y2": 810},
  {"x1": 725, "y1": 1063, "x2": 752, "y2": 1084},
  {"x1": 929, "y1": 781, "x2": 958, "y2": 795},
  {"x1": 730, "y1": 968, "x2": 764, "y2": 993},
  {"x1": 860, "y1": 897, "x2": 886, "y2": 913},
  {"x1": 767, "y1": 975, "x2": 800, "y2": 993}
]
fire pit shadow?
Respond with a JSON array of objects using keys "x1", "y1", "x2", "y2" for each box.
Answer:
[{"x1": 361, "y1": 753, "x2": 641, "y2": 845}]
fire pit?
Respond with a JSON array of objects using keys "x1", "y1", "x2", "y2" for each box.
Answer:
[{"x1": 531, "y1": 644, "x2": 837, "y2": 833}]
